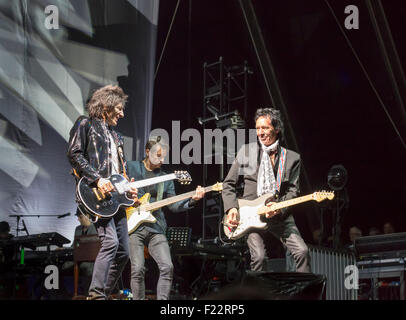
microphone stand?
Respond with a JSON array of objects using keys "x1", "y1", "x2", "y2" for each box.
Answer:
[
  {"x1": 8, "y1": 215, "x2": 30, "y2": 237},
  {"x1": 9, "y1": 213, "x2": 71, "y2": 237}
]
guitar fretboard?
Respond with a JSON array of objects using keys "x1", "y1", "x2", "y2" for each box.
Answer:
[
  {"x1": 257, "y1": 195, "x2": 315, "y2": 216},
  {"x1": 128, "y1": 173, "x2": 177, "y2": 190},
  {"x1": 141, "y1": 185, "x2": 218, "y2": 212},
  {"x1": 270, "y1": 194, "x2": 314, "y2": 211}
]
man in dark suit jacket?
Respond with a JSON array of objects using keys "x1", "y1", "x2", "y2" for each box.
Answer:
[{"x1": 222, "y1": 107, "x2": 310, "y2": 272}]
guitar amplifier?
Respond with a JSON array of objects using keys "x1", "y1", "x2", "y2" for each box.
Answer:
[
  {"x1": 351, "y1": 232, "x2": 406, "y2": 256},
  {"x1": 73, "y1": 235, "x2": 100, "y2": 262},
  {"x1": 350, "y1": 233, "x2": 406, "y2": 300}
]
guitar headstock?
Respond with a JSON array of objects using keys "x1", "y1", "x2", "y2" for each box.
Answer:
[
  {"x1": 312, "y1": 190, "x2": 335, "y2": 202},
  {"x1": 174, "y1": 171, "x2": 192, "y2": 185},
  {"x1": 212, "y1": 182, "x2": 223, "y2": 192}
]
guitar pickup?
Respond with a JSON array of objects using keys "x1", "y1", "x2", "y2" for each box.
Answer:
[{"x1": 92, "y1": 188, "x2": 105, "y2": 201}]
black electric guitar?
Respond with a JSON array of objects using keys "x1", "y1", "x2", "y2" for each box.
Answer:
[{"x1": 76, "y1": 171, "x2": 191, "y2": 220}]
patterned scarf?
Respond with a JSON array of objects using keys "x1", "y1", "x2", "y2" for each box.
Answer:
[{"x1": 257, "y1": 139, "x2": 279, "y2": 197}]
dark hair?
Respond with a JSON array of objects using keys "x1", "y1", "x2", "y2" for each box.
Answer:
[
  {"x1": 255, "y1": 107, "x2": 284, "y2": 138},
  {"x1": 0, "y1": 221, "x2": 10, "y2": 233},
  {"x1": 86, "y1": 85, "x2": 128, "y2": 119},
  {"x1": 145, "y1": 136, "x2": 169, "y2": 152}
]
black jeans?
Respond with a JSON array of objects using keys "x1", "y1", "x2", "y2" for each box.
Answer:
[
  {"x1": 88, "y1": 209, "x2": 129, "y2": 299},
  {"x1": 247, "y1": 216, "x2": 310, "y2": 273}
]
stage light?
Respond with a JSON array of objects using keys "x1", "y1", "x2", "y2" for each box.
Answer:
[{"x1": 327, "y1": 164, "x2": 348, "y2": 191}]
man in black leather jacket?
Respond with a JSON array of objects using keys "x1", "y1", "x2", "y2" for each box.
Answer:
[{"x1": 67, "y1": 84, "x2": 138, "y2": 300}]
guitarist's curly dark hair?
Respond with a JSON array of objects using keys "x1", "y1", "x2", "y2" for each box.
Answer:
[{"x1": 86, "y1": 85, "x2": 128, "y2": 119}]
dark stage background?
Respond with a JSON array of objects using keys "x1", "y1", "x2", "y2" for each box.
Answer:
[{"x1": 153, "y1": 0, "x2": 406, "y2": 250}]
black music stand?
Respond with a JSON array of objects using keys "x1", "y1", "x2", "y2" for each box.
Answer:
[
  {"x1": 166, "y1": 227, "x2": 192, "y2": 299},
  {"x1": 166, "y1": 227, "x2": 191, "y2": 249}
]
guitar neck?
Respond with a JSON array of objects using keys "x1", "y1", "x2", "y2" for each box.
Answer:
[
  {"x1": 270, "y1": 194, "x2": 314, "y2": 211},
  {"x1": 129, "y1": 173, "x2": 176, "y2": 190},
  {"x1": 142, "y1": 185, "x2": 216, "y2": 212}
]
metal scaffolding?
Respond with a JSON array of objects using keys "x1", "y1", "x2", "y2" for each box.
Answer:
[{"x1": 199, "y1": 57, "x2": 251, "y2": 241}]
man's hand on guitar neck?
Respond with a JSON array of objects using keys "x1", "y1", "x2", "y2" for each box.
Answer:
[
  {"x1": 192, "y1": 185, "x2": 205, "y2": 201},
  {"x1": 226, "y1": 208, "x2": 240, "y2": 228},
  {"x1": 264, "y1": 201, "x2": 279, "y2": 218},
  {"x1": 128, "y1": 177, "x2": 140, "y2": 206}
]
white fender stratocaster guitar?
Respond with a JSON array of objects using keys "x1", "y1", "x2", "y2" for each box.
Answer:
[{"x1": 223, "y1": 191, "x2": 334, "y2": 240}]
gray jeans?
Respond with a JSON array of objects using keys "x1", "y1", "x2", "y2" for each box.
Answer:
[
  {"x1": 247, "y1": 216, "x2": 310, "y2": 273},
  {"x1": 129, "y1": 228, "x2": 173, "y2": 300},
  {"x1": 88, "y1": 209, "x2": 129, "y2": 299}
]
